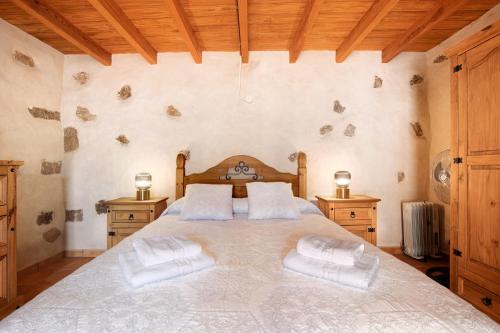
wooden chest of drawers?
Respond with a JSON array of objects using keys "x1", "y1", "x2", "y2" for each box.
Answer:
[
  {"x1": 105, "y1": 197, "x2": 168, "y2": 249},
  {"x1": 316, "y1": 195, "x2": 380, "y2": 245},
  {"x1": 0, "y1": 161, "x2": 23, "y2": 313}
]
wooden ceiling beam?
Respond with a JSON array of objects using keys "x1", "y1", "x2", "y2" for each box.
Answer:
[
  {"x1": 8, "y1": 0, "x2": 111, "y2": 65},
  {"x1": 382, "y1": 0, "x2": 468, "y2": 63},
  {"x1": 237, "y1": 0, "x2": 249, "y2": 63},
  {"x1": 87, "y1": 0, "x2": 157, "y2": 64},
  {"x1": 289, "y1": 0, "x2": 324, "y2": 63},
  {"x1": 336, "y1": 0, "x2": 399, "y2": 63},
  {"x1": 164, "y1": 0, "x2": 202, "y2": 64}
]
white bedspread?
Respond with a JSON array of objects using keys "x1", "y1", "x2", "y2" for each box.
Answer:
[{"x1": 1, "y1": 214, "x2": 498, "y2": 332}]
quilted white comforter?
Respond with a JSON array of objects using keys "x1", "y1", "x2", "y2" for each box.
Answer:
[{"x1": 1, "y1": 214, "x2": 498, "y2": 332}]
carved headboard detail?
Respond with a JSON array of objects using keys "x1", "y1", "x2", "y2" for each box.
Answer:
[{"x1": 176, "y1": 153, "x2": 307, "y2": 199}]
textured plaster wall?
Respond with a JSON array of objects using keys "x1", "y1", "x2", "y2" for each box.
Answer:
[
  {"x1": 61, "y1": 51, "x2": 429, "y2": 250},
  {"x1": 425, "y1": 5, "x2": 500, "y2": 253},
  {"x1": 0, "y1": 19, "x2": 65, "y2": 270}
]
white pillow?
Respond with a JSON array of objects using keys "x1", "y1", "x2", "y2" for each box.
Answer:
[
  {"x1": 246, "y1": 182, "x2": 301, "y2": 219},
  {"x1": 163, "y1": 197, "x2": 249, "y2": 215},
  {"x1": 179, "y1": 184, "x2": 233, "y2": 220},
  {"x1": 295, "y1": 197, "x2": 323, "y2": 215},
  {"x1": 162, "y1": 197, "x2": 184, "y2": 215},
  {"x1": 230, "y1": 197, "x2": 323, "y2": 215}
]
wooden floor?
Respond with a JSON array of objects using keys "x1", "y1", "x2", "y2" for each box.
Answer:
[
  {"x1": 0, "y1": 252, "x2": 449, "y2": 320},
  {"x1": 17, "y1": 257, "x2": 93, "y2": 304},
  {"x1": 392, "y1": 253, "x2": 449, "y2": 273}
]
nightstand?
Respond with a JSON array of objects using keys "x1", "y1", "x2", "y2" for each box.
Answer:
[
  {"x1": 105, "y1": 196, "x2": 168, "y2": 249},
  {"x1": 316, "y1": 195, "x2": 380, "y2": 245}
]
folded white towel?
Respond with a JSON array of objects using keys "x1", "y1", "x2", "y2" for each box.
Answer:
[
  {"x1": 283, "y1": 250, "x2": 379, "y2": 289},
  {"x1": 297, "y1": 234, "x2": 364, "y2": 266},
  {"x1": 132, "y1": 235, "x2": 202, "y2": 267},
  {"x1": 119, "y1": 251, "x2": 214, "y2": 288}
]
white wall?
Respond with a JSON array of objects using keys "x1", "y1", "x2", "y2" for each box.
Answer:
[
  {"x1": 61, "y1": 51, "x2": 429, "y2": 250},
  {"x1": 3, "y1": 5, "x2": 497, "y2": 260},
  {"x1": 425, "y1": 4, "x2": 500, "y2": 253},
  {"x1": 0, "y1": 19, "x2": 65, "y2": 270}
]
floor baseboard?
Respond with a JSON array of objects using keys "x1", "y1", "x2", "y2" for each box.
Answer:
[
  {"x1": 379, "y1": 246, "x2": 403, "y2": 254},
  {"x1": 18, "y1": 251, "x2": 65, "y2": 275},
  {"x1": 65, "y1": 249, "x2": 105, "y2": 258}
]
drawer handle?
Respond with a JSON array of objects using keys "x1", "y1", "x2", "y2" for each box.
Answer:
[
  {"x1": 481, "y1": 297, "x2": 492, "y2": 307},
  {"x1": 128, "y1": 214, "x2": 134, "y2": 221},
  {"x1": 350, "y1": 211, "x2": 356, "y2": 218}
]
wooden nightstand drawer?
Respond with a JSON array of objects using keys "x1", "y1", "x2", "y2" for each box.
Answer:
[
  {"x1": 316, "y1": 195, "x2": 380, "y2": 245},
  {"x1": 336, "y1": 219, "x2": 372, "y2": 227},
  {"x1": 113, "y1": 211, "x2": 149, "y2": 222},
  {"x1": 111, "y1": 222, "x2": 149, "y2": 229},
  {"x1": 459, "y1": 278, "x2": 500, "y2": 322},
  {"x1": 105, "y1": 197, "x2": 168, "y2": 249},
  {"x1": 334, "y1": 207, "x2": 371, "y2": 220}
]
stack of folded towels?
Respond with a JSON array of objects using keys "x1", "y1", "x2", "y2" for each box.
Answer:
[
  {"x1": 283, "y1": 234, "x2": 379, "y2": 289},
  {"x1": 119, "y1": 235, "x2": 215, "y2": 288}
]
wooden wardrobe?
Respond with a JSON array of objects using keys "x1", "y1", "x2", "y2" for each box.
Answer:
[
  {"x1": 0, "y1": 161, "x2": 22, "y2": 314},
  {"x1": 446, "y1": 21, "x2": 500, "y2": 322}
]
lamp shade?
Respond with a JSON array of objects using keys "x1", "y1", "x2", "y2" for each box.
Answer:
[
  {"x1": 335, "y1": 171, "x2": 351, "y2": 188},
  {"x1": 135, "y1": 173, "x2": 152, "y2": 190}
]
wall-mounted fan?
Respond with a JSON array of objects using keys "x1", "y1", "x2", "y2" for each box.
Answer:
[{"x1": 431, "y1": 149, "x2": 451, "y2": 204}]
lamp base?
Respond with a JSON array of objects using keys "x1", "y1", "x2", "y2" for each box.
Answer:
[
  {"x1": 336, "y1": 188, "x2": 350, "y2": 199},
  {"x1": 136, "y1": 189, "x2": 150, "y2": 201}
]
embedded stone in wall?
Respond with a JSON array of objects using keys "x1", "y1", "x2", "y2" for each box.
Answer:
[
  {"x1": 398, "y1": 171, "x2": 405, "y2": 183},
  {"x1": 166, "y1": 105, "x2": 181, "y2": 117},
  {"x1": 433, "y1": 55, "x2": 448, "y2": 63},
  {"x1": 320, "y1": 125, "x2": 333, "y2": 135},
  {"x1": 36, "y1": 211, "x2": 53, "y2": 225},
  {"x1": 288, "y1": 152, "x2": 297, "y2": 162},
  {"x1": 66, "y1": 209, "x2": 83, "y2": 222},
  {"x1": 117, "y1": 85, "x2": 132, "y2": 100},
  {"x1": 373, "y1": 76, "x2": 383, "y2": 88},
  {"x1": 41, "y1": 159, "x2": 62, "y2": 175},
  {"x1": 13, "y1": 50, "x2": 35, "y2": 67},
  {"x1": 333, "y1": 100, "x2": 345, "y2": 114},
  {"x1": 76, "y1": 106, "x2": 96, "y2": 121},
  {"x1": 28, "y1": 107, "x2": 60, "y2": 121},
  {"x1": 64, "y1": 127, "x2": 79, "y2": 152},
  {"x1": 179, "y1": 149, "x2": 190, "y2": 160},
  {"x1": 95, "y1": 200, "x2": 107, "y2": 214},
  {"x1": 43, "y1": 227, "x2": 61, "y2": 243},
  {"x1": 116, "y1": 135, "x2": 129, "y2": 144},
  {"x1": 73, "y1": 71, "x2": 89, "y2": 85},
  {"x1": 344, "y1": 124, "x2": 356, "y2": 137},
  {"x1": 410, "y1": 122, "x2": 424, "y2": 137},
  {"x1": 410, "y1": 75, "x2": 424, "y2": 86}
]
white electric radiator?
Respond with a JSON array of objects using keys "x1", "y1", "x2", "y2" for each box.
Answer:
[{"x1": 401, "y1": 202, "x2": 442, "y2": 259}]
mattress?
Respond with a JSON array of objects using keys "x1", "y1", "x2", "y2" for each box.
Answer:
[{"x1": 1, "y1": 214, "x2": 498, "y2": 332}]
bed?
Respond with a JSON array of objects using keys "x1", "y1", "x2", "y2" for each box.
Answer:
[{"x1": 1, "y1": 153, "x2": 498, "y2": 332}]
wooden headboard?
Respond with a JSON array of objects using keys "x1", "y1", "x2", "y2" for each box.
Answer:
[{"x1": 176, "y1": 153, "x2": 307, "y2": 199}]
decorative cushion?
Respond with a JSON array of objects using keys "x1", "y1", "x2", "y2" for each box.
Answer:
[
  {"x1": 179, "y1": 184, "x2": 233, "y2": 220},
  {"x1": 246, "y1": 182, "x2": 301, "y2": 220},
  {"x1": 232, "y1": 198, "x2": 248, "y2": 214},
  {"x1": 231, "y1": 197, "x2": 323, "y2": 216}
]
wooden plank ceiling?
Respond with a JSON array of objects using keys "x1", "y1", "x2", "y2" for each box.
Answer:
[{"x1": 0, "y1": 0, "x2": 498, "y2": 65}]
